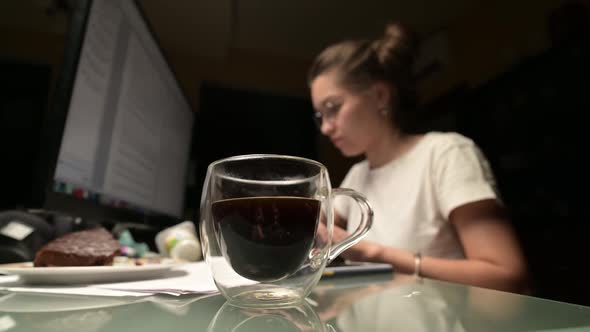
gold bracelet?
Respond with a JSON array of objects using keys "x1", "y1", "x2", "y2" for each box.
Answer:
[{"x1": 413, "y1": 252, "x2": 422, "y2": 277}]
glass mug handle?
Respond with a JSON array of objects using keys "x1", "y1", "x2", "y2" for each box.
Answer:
[{"x1": 327, "y1": 188, "x2": 374, "y2": 262}]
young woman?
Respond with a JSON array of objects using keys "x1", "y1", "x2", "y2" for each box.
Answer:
[{"x1": 309, "y1": 22, "x2": 529, "y2": 293}]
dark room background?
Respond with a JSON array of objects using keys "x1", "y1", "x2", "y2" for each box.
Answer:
[{"x1": 1, "y1": 0, "x2": 589, "y2": 306}]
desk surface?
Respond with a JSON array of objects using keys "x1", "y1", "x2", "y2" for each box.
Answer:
[{"x1": 1, "y1": 272, "x2": 589, "y2": 332}]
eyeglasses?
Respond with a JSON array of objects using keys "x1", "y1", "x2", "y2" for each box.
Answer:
[{"x1": 312, "y1": 102, "x2": 341, "y2": 129}]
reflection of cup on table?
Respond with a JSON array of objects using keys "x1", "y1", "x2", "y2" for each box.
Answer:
[
  {"x1": 200, "y1": 154, "x2": 374, "y2": 308},
  {"x1": 207, "y1": 300, "x2": 333, "y2": 332}
]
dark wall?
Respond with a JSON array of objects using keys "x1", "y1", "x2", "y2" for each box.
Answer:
[
  {"x1": 186, "y1": 83, "x2": 318, "y2": 217},
  {"x1": 0, "y1": 61, "x2": 51, "y2": 210}
]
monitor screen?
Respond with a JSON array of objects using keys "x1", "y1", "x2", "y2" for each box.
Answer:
[{"x1": 44, "y1": 0, "x2": 193, "y2": 221}]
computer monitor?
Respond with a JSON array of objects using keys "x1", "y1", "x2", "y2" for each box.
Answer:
[{"x1": 35, "y1": 0, "x2": 194, "y2": 228}]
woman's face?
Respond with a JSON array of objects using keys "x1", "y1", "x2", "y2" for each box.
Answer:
[{"x1": 310, "y1": 70, "x2": 390, "y2": 157}]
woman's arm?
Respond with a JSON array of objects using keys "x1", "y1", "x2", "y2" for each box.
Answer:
[
  {"x1": 423, "y1": 199, "x2": 529, "y2": 292},
  {"x1": 337, "y1": 199, "x2": 529, "y2": 293}
]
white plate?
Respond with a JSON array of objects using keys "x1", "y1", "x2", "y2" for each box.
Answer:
[{"x1": 0, "y1": 262, "x2": 179, "y2": 285}]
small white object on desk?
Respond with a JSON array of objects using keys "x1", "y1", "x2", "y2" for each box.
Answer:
[
  {"x1": 93, "y1": 262, "x2": 218, "y2": 295},
  {"x1": 155, "y1": 221, "x2": 202, "y2": 262}
]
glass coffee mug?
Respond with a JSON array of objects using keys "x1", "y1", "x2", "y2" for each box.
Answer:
[{"x1": 200, "y1": 154, "x2": 373, "y2": 307}]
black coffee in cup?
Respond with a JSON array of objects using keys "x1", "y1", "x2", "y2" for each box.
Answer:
[{"x1": 212, "y1": 196, "x2": 320, "y2": 281}]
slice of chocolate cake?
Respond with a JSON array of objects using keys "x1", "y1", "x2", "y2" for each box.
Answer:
[{"x1": 34, "y1": 227, "x2": 121, "y2": 267}]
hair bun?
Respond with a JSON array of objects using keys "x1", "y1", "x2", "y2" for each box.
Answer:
[{"x1": 373, "y1": 22, "x2": 419, "y2": 70}]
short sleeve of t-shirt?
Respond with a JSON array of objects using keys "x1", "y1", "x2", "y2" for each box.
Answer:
[{"x1": 434, "y1": 139, "x2": 499, "y2": 219}]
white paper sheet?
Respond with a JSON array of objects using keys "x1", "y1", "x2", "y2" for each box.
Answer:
[{"x1": 93, "y1": 261, "x2": 219, "y2": 295}]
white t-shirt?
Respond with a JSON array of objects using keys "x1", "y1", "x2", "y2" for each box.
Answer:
[{"x1": 334, "y1": 131, "x2": 499, "y2": 259}]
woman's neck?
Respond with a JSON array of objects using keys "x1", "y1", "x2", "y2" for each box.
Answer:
[{"x1": 365, "y1": 130, "x2": 422, "y2": 169}]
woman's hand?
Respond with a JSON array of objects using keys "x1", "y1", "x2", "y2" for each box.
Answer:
[
  {"x1": 318, "y1": 221, "x2": 382, "y2": 262},
  {"x1": 332, "y1": 225, "x2": 382, "y2": 262}
]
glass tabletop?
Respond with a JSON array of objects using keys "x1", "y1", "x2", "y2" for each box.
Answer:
[{"x1": 1, "y1": 272, "x2": 589, "y2": 332}]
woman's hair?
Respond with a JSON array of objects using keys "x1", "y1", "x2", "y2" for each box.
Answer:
[{"x1": 308, "y1": 22, "x2": 420, "y2": 133}]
